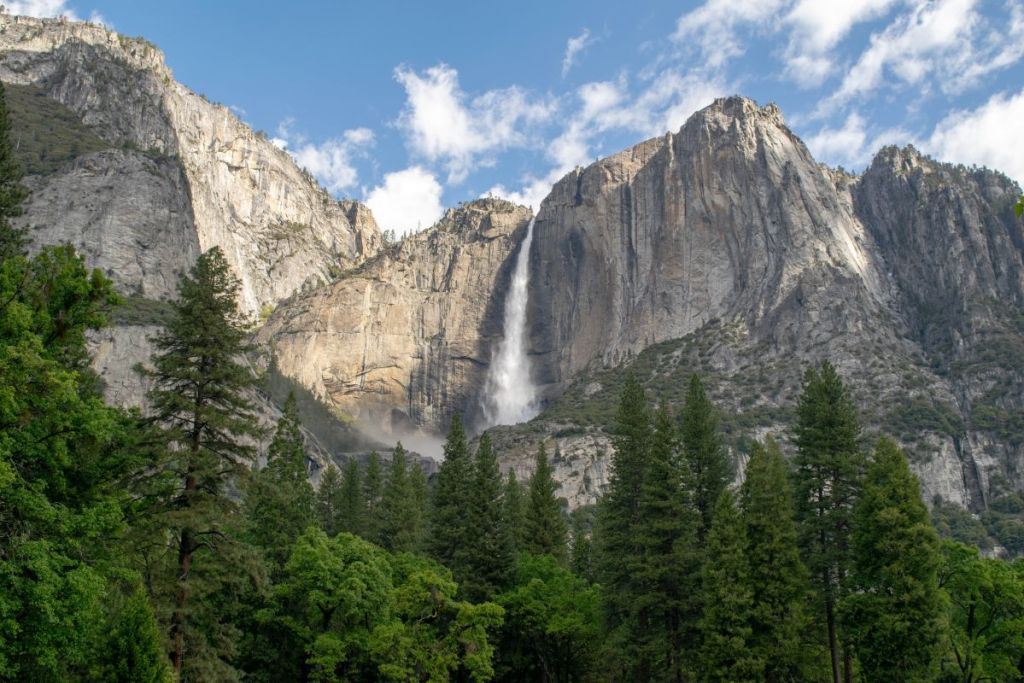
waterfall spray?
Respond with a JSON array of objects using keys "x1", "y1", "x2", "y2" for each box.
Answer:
[{"x1": 481, "y1": 217, "x2": 539, "y2": 427}]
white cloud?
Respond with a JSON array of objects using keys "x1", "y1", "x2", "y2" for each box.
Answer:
[
  {"x1": 815, "y1": 0, "x2": 1024, "y2": 113},
  {"x1": 782, "y1": 0, "x2": 901, "y2": 87},
  {"x1": 562, "y1": 28, "x2": 593, "y2": 77},
  {"x1": 805, "y1": 111, "x2": 910, "y2": 168},
  {"x1": 365, "y1": 166, "x2": 444, "y2": 236},
  {"x1": 2, "y1": 0, "x2": 107, "y2": 25},
  {"x1": 395, "y1": 63, "x2": 555, "y2": 184},
  {"x1": 673, "y1": 0, "x2": 788, "y2": 68},
  {"x1": 924, "y1": 88, "x2": 1024, "y2": 185},
  {"x1": 273, "y1": 118, "x2": 375, "y2": 193}
]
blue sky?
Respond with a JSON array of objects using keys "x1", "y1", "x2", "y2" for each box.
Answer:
[{"x1": 9, "y1": 0, "x2": 1024, "y2": 234}]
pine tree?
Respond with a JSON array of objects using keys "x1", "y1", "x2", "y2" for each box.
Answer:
[
  {"x1": 363, "y1": 450, "x2": 384, "y2": 540},
  {"x1": 595, "y1": 374, "x2": 652, "y2": 677},
  {"x1": 409, "y1": 461, "x2": 429, "y2": 530},
  {"x1": 0, "y1": 80, "x2": 29, "y2": 262},
  {"x1": 461, "y1": 432, "x2": 514, "y2": 600},
  {"x1": 427, "y1": 414, "x2": 474, "y2": 576},
  {"x1": 317, "y1": 463, "x2": 345, "y2": 536},
  {"x1": 793, "y1": 361, "x2": 864, "y2": 683},
  {"x1": 699, "y1": 490, "x2": 760, "y2": 683},
  {"x1": 503, "y1": 470, "x2": 528, "y2": 552},
  {"x1": 680, "y1": 374, "x2": 730, "y2": 538},
  {"x1": 525, "y1": 443, "x2": 569, "y2": 561},
  {"x1": 842, "y1": 438, "x2": 944, "y2": 681},
  {"x1": 377, "y1": 443, "x2": 423, "y2": 553},
  {"x1": 244, "y1": 391, "x2": 316, "y2": 572},
  {"x1": 634, "y1": 402, "x2": 701, "y2": 681},
  {"x1": 569, "y1": 508, "x2": 595, "y2": 582},
  {"x1": 740, "y1": 437, "x2": 810, "y2": 682},
  {"x1": 339, "y1": 458, "x2": 365, "y2": 536},
  {"x1": 137, "y1": 246, "x2": 261, "y2": 678}
]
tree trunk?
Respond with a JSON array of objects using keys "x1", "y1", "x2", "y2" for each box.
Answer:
[
  {"x1": 172, "y1": 519, "x2": 193, "y2": 675},
  {"x1": 826, "y1": 591, "x2": 841, "y2": 683}
]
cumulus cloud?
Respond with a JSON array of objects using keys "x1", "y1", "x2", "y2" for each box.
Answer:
[
  {"x1": 2, "y1": 0, "x2": 106, "y2": 24},
  {"x1": 814, "y1": 0, "x2": 1024, "y2": 114},
  {"x1": 365, "y1": 166, "x2": 444, "y2": 236},
  {"x1": 673, "y1": 0, "x2": 787, "y2": 68},
  {"x1": 804, "y1": 112, "x2": 909, "y2": 168},
  {"x1": 782, "y1": 0, "x2": 901, "y2": 87},
  {"x1": 395, "y1": 63, "x2": 555, "y2": 184},
  {"x1": 562, "y1": 28, "x2": 593, "y2": 77},
  {"x1": 924, "y1": 88, "x2": 1024, "y2": 184},
  {"x1": 273, "y1": 118, "x2": 375, "y2": 194}
]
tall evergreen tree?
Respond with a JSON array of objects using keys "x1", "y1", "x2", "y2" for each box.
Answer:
[
  {"x1": 338, "y1": 458, "x2": 365, "y2": 536},
  {"x1": 525, "y1": 443, "x2": 569, "y2": 561},
  {"x1": 699, "y1": 490, "x2": 760, "y2": 683},
  {"x1": 793, "y1": 360, "x2": 864, "y2": 683},
  {"x1": 680, "y1": 374, "x2": 730, "y2": 538},
  {"x1": 569, "y1": 508, "x2": 595, "y2": 583},
  {"x1": 244, "y1": 391, "x2": 316, "y2": 572},
  {"x1": 316, "y1": 463, "x2": 345, "y2": 537},
  {"x1": 461, "y1": 433, "x2": 515, "y2": 600},
  {"x1": 409, "y1": 461, "x2": 429, "y2": 530},
  {"x1": 136, "y1": 246, "x2": 261, "y2": 679},
  {"x1": 503, "y1": 470, "x2": 528, "y2": 552},
  {"x1": 427, "y1": 414, "x2": 474, "y2": 576},
  {"x1": 595, "y1": 374, "x2": 652, "y2": 677},
  {"x1": 634, "y1": 402, "x2": 701, "y2": 682},
  {"x1": 377, "y1": 443, "x2": 423, "y2": 553},
  {"x1": 0, "y1": 80, "x2": 29, "y2": 262},
  {"x1": 842, "y1": 438, "x2": 944, "y2": 681},
  {"x1": 363, "y1": 451, "x2": 384, "y2": 540},
  {"x1": 740, "y1": 437, "x2": 811, "y2": 681}
]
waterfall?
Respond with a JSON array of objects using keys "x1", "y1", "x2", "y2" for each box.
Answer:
[{"x1": 481, "y1": 217, "x2": 539, "y2": 427}]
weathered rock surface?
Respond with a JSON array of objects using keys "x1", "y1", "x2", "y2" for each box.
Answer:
[
  {"x1": 4, "y1": 14, "x2": 1021, "y2": 521},
  {"x1": 258, "y1": 199, "x2": 533, "y2": 443},
  {"x1": 0, "y1": 13, "x2": 381, "y2": 313}
]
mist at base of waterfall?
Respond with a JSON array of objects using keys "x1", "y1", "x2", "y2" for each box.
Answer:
[{"x1": 480, "y1": 217, "x2": 540, "y2": 428}]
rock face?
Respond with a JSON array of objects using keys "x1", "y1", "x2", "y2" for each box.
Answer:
[
  {"x1": 4, "y1": 14, "x2": 1021, "y2": 520},
  {"x1": 0, "y1": 14, "x2": 381, "y2": 311},
  {"x1": 489, "y1": 97, "x2": 1022, "y2": 514},
  {"x1": 258, "y1": 199, "x2": 533, "y2": 443}
]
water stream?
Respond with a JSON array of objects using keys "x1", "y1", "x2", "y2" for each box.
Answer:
[{"x1": 481, "y1": 217, "x2": 540, "y2": 427}]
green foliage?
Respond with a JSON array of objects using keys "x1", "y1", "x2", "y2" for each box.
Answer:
[
  {"x1": 932, "y1": 496, "x2": 995, "y2": 551},
  {"x1": 363, "y1": 450, "x2": 384, "y2": 540},
  {"x1": 377, "y1": 444, "x2": 425, "y2": 553},
  {"x1": 244, "y1": 391, "x2": 317, "y2": 572},
  {"x1": 427, "y1": 414, "x2": 474, "y2": 578},
  {"x1": 938, "y1": 541, "x2": 1024, "y2": 682},
  {"x1": 740, "y1": 437, "x2": 813, "y2": 681},
  {"x1": 502, "y1": 470, "x2": 527, "y2": 553},
  {"x1": 0, "y1": 81, "x2": 31, "y2": 260},
  {"x1": 316, "y1": 463, "x2": 345, "y2": 537},
  {"x1": 680, "y1": 374, "x2": 731, "y2": 537},
  {"x1": 699, "y1": 490, "x2": 760, "y2": 682},
  {"x1": 494, "y1": 553, "x2": 601, "y2": 682},
  {"x1": 461, "y1": 433, "x2": 515, "y2": 601},
  {"x1": 569, "y1": 507, "x2": 595, "y2": 582},
  {"x1": 792, "y1": 360, "x2": 864, "y2": 682},
  {"x1": 633, "y1": 402, "x2": 701, "y2": 681},
  {"x1": 524, "y1": 444, "x2": 569, "y2": 562},
  {"x1": 110, "y1": 294, "x2": 176, "y2": 327},
  {"x1": 595, "y1": 373, "x2": 651, "y2": 665},
  {"x1": 3, "y1": 82, "x2": 110, "y2": 177},
  {"x1": 271, "y1": 528, "x2": 504, "y2": 682},
  {"x1": 132, "y1": 246, "x2": 262, "y2": 678},
  {"x1": 842, "y1": 438, "x2": 945, "y2": 681},
  {"x1": 0, "y1": 244, "x2": 137, "y2": 681}
]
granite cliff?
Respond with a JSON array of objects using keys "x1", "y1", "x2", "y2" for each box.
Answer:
[{"x1": 4, "y1": 16, "x2": 1022, "y2": 530}]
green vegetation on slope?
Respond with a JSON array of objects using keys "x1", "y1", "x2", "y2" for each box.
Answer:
[{"x1": 3, "y1": 82, "x2": 111, "y2": 176}]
